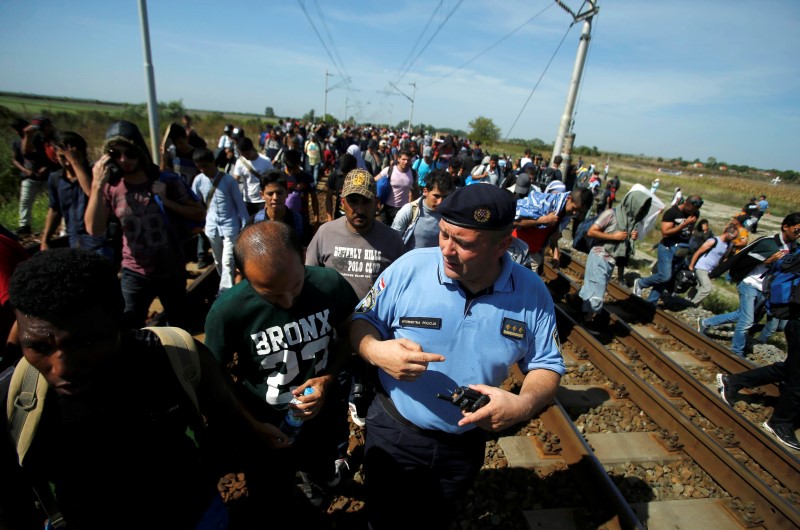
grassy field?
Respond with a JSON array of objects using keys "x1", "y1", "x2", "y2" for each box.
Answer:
[{"x1": 0, "y1": 92, "x2": 266, "y2": 121}]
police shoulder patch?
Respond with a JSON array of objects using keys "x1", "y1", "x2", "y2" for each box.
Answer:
[
  {"x1": 355, "y1": 288, "x2": 377, "y2": 313},
  {"x1": 501, "y1": 317, "x2": 526, "y2": 339}
]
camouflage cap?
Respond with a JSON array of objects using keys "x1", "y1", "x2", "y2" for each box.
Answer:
[{"x1": 342, "y1": 169, "x2": 376, "y2": 199}]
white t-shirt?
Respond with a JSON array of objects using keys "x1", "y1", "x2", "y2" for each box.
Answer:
[{"x1": 232, "y1": 154, "x2": 273, "y2": 204}]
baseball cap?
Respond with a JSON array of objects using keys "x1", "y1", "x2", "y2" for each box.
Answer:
[
  {"x1": 515, "y1": 173, "x2": 531, "y2": 196},
  {"x1": 341, "y1": 169, "x2": 376, "y2": 199},
  {"x1": 438, "y1": 184, "x2": 515, "y2": 231}
]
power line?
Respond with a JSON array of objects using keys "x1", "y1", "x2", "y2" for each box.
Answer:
[
  {"x1": 394, "y1": 0, "x2": 464, "y2": 85},
  {"x1": 296, "y1": 0, "x2": 348, "y2": 81},
  {"x1": 312, "y1": 0, "x2": 347, "y2": 77},
  {"x1": 424, "y1": 2, "x2": 555, "y2": 89},
  {"x1": 395, "y1": 0, "x2": 444, "y2": 80},
  {"x1": 504, "y1": 22, "x2": 575, "y2": 141}
]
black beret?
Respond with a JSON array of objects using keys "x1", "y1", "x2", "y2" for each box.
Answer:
[{"x1": 438, "y1": 184, "x2": 515, "y2": 231}]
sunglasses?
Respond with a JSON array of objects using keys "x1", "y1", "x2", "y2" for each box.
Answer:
[
  {"x1": 107, "y1": 147, "x2": 140, "y2": 160},
  {"x1": 688, "y1": 199, "x2": 704, "y2": 208}
]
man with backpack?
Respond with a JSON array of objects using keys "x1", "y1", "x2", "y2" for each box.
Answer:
[
  {"x1": 84, "y1": 120, "x2": 206, "y2": 331},
  {"x1": 571, "y1": 188, "x2": 651, "y2": 326},
  {"x1": 700, "y1": 213, "x2": 800, "y2": 359},
  {"x1": 391, "y1": 169, "x2": 454, "y2": 250},
  {"x1": 375, "y1": 148, "x2": 415, "y2": 226},
  {"x1": 685, "y1": 224, "x2": 739, "y2": 306},
  {"x1": 513, "y1": 188, "x2": 593, "y2": 273},
  {"x1": 633, "y1": 195, "x2": 703, "y2": 304},
  {"x1": 716, "y1": 212, "x2": 800, "y2": 450},
  {"x1": 1, "y1": 249, "x2": 263, "y2": 529}
]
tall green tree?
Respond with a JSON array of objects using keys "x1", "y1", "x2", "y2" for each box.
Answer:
[{"x1": 468, "y1": 116, "x2": 500, "y2": 143}]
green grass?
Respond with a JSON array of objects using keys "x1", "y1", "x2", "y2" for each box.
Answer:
[
  {"x1": 0, "y1": 193, "x2": 48, "y2": 233},
  {"x1": 0, "y1": 94, "x2": 125, "y2": 115}
]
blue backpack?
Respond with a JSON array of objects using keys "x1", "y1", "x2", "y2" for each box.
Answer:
[
  {"x1": 572, "y1": 214, "x2": 598, "y2": 253},
  {"x1": 763, "y1": 246, "x2": 800, "y2": 320}
]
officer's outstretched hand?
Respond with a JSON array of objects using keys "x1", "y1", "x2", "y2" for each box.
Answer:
[
  {"x1": 374, "y1": 338, "x2": 446, "y2": 382},
  {"x1": 457, "y1": 384, "x2": 527, "y2": 432}
]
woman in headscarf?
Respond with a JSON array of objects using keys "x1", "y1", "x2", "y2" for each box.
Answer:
[
  {"x1": 574, "y1": 188, "x2": 652, "y2": 326},
  {"x1": 346, "y1": 143, "x2": 367, "y2": 170}
]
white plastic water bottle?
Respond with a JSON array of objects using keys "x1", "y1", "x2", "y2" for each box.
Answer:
[{"x1": 279, "y1": 387, "x2": 314, "y2": 444}]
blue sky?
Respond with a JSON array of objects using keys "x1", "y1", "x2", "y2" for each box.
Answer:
[{"x1": 1, "y1": 0, "x2": 798, "y2": 171}]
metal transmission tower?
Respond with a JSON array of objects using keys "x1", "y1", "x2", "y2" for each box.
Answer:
[
  {"x1": 323, "y1": 70, "x2": 350, "y2": 124},
  {"x1": 551, "y1": 0, "x2": 599, "y2": 168},
  {"x1": 388, "y1": 81, "x2": 416, "y2": 132}
]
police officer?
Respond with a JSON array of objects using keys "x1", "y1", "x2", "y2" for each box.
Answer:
[{"x1": 349, "y1": 184, "x2": 565, "y2": 529}]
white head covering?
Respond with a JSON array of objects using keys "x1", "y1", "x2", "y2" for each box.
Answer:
[{"x1": 347, "y1": 144, "x2": 367, "y2": 170}]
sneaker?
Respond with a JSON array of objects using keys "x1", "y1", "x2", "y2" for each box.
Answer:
[
  {"x1": 697, "y1": 317, "x2": 707, "y2": 335},
  {"x1": 763, "y1": 421, "x2": 800, "y2": 451},
  {"x1": 716, "y1": 373, "x2": 739, "y2": 406},
  {"x1": 349, "y1": 401, "x2": 366, "y2": 427},
  {"x1": 297, "y1": 471, "x2": 326, "y2": 507},
  {"x1": 632, "y1": 278, "x2": 643, "y2": 297},
  {"x1": 326, "y1": 457, "x2": 350, "y2": 488}
]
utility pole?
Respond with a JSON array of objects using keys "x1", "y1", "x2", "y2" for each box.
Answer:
[
  {"x1": 408, "y1": 82, "x2": 416, "y2": 132},
  {"x1": 552, "y1": 0, "x2": 599, "y2": 170},
  {"x1": 388, "y1": 81, "x2": 416, "y2": 131},
  {"x1": 323, "y1": 70, "x2": 333, "y2": 123},
  {"x1": 325, "y1": 72, "x2": 349, "y2": 125},
  {"x1": 137, "y1": 0, "x2": 160, "y2": 164}
]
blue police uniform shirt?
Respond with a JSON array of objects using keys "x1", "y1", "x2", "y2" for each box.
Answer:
[{"x1": 352, "y1": 247, "x2": 565, "y2": 434}]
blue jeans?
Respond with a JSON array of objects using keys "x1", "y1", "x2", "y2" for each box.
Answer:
[
  {"x1": 638, "y1": 243, "x2": 675, "y2": 303},
  {"x1": 704, "y1": 282, "x2": 762, "y2": 357},
  {"x1": 758, "y1": 317, "x2": 787, "y2": 344},
  {"x1": 579, "y1": 251, "x2": 614, "y2": 316},
  {"x1": 120, "y1": 268, "x2": 188, "y2": 330}
]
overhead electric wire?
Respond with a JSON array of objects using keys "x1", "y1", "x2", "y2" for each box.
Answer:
[
  {"x1": 504, "y1": 22, "x2": 575, "y2": 141},
  {"x1": 312, "y1": 0, "x2": 347, "y2": 78},
  {"x1": 396, "y1": 0, "x2": 444, "y2": 81},
  {"x1": 393, "y1": 0, "x2": 464, "y2": 85},
  {"x1": 424, "y1": 2, "x2": 555, "y2": 89},
  {"x1": 297, "y1": 0, "x2": 348, "y2": 81}
]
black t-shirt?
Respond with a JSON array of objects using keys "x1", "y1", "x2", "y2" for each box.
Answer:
[
  {"x1": 661, "y1": 204, "x2": 695, "y2": 247},
  {"x1": 0, "y1": 330, "x2": 229, "y2": 530},
  {"x1": 743, "y1": 202, "x2": 760, "y2": 217}
]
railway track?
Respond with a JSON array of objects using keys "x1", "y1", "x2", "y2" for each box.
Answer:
[{"x1": 157, "y1": 247, "x2": 800, "y2": 529}]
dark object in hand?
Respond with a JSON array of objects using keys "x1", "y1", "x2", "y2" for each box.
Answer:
[{"x1": 436, "y1": 386, "x2": 490, "y2": 412}]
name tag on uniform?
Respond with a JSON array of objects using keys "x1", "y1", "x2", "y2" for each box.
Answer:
[
  {"x1": 400, "y1": 317, "x2": 442, "y2": 329},
  {"x1": 502, "y1": 318, "x2": 526, "y2": 340}
]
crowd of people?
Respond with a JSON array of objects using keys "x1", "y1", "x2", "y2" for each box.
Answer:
[{"x1": 2, "y1": 112, "x2": 798, "y2": 529}]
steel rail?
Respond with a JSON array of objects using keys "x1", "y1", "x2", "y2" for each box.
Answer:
[
  {"x1": 547, "y1": 255, "x2": 778, "y2": 396},
  {"x1": 556, "y1": 306, "x2": 800, "y2": 529}
]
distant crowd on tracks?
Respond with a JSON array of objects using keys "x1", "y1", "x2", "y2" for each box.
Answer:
[{"x1": 1, "y1": 113, "x2": 797, "y2": 529}]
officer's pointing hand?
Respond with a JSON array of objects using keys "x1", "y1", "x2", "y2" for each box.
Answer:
[{"x1": 380, "y1": 338, "x2": 445, "y2": 381}]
